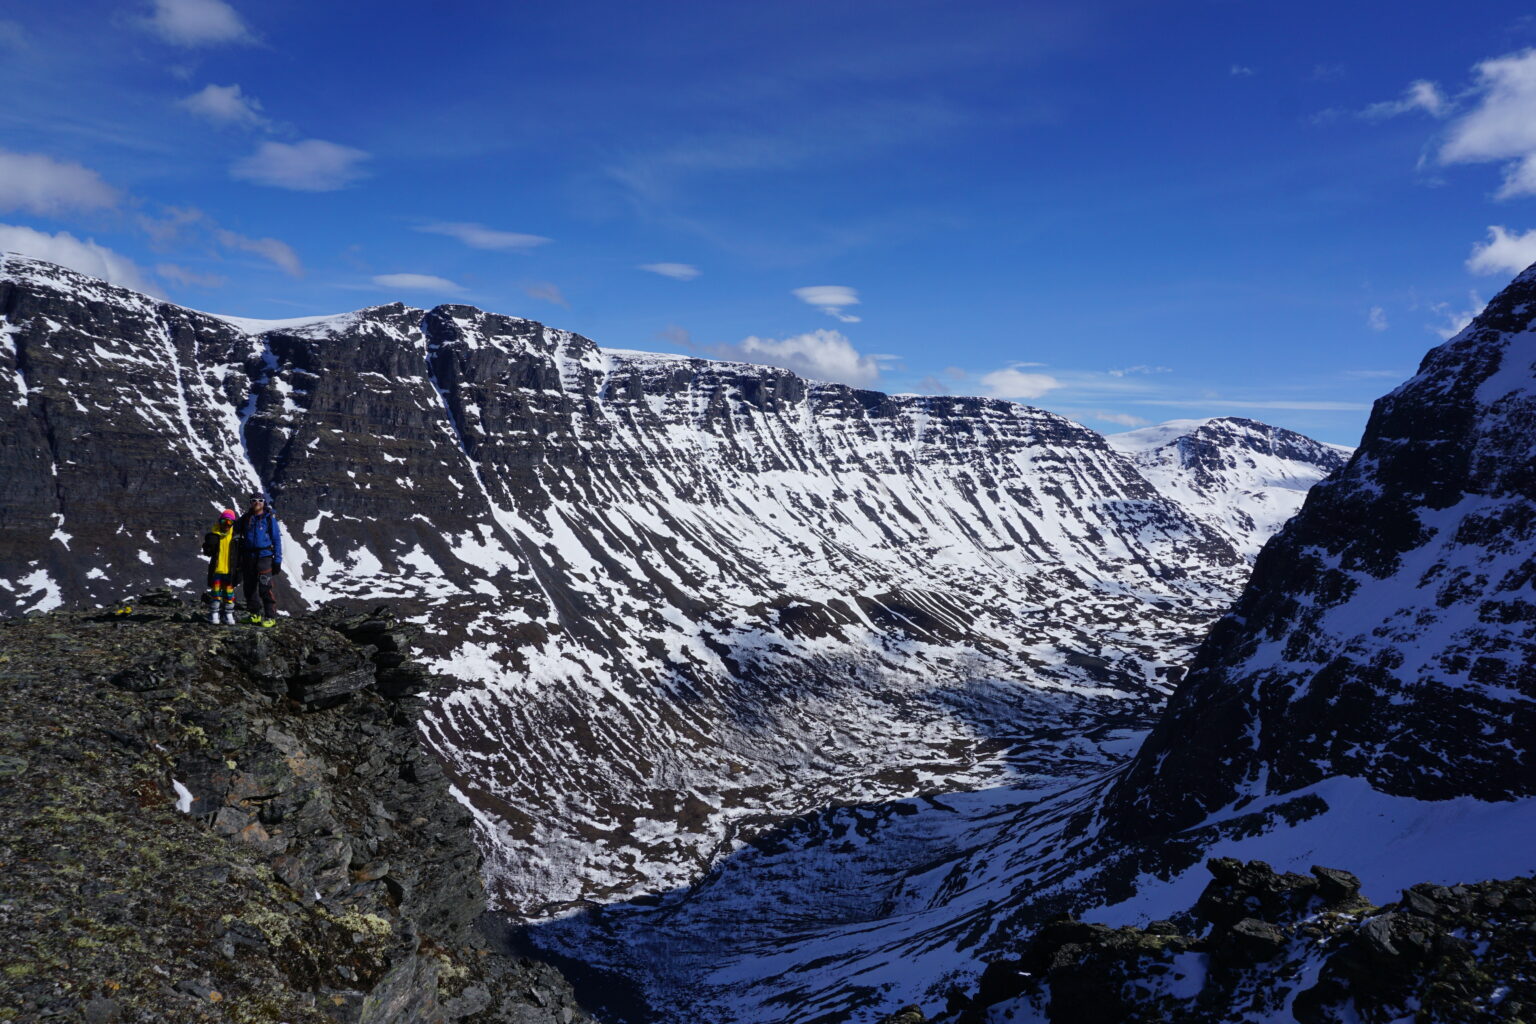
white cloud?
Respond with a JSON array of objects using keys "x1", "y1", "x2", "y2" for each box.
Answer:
[
  {"x1": 1428, "y1": 292, "x2": 1485, "y2": 339},
  {"x1": 0, "y1": 150, "x2": 120, "y2": 216},
  {"x1": 1467, "y1": 224, "x2": 1536, "y2": 275},
  {"x1": 1107, "y1": 364, "x2": 1172, "y2": 378},
  {"x1": 793, "y1": 284, "x2": 861, "y2": 323},
  {"x1": 231, "y1": 140, "x2": 369, "y2": 191},
  {"x1": 146, "y1": 0, "x2": 251, "y2": 46},
  {"x1": 215, "y1": 229, "x2": 301, "y2": 276},
  {"x1": 0, "y1": 223, "x2": 154, "y2": 293},
  {"x1": 977, "y1": 366, "x2": 1063, "y2": 400},
  {"x1": 417, "y1": 222, "x2": 550, "y2": 250},
  {"x1": 639, "y1": 262, "x2": 700, "y2": 280},
  {"x1": 179, "y1": 83, "x2": 267, "y2": 129},
  {"x1": 718, "y1": 329, "x2": 881, "y2": 386},
  {"x1": 1367, "y1": 306, "x2": 1389, "y2": 331},
  {"x1": 1439, "y1": 49, "x2": 1536, "y2": 198},
  {"x1": 1086, "y1": 409, "x2": 1151, "y2": 428},
  {"x1": 373, "y1": 273, "x2": 464, "y2": 294},
  {"x1": 1362, "y1": 80, "x2": 1449, "y2": 120},
  {"x1": 525, "y1": 282, "x2": 568, "y2": 307},
  {"x1": 156, "y1": 263, "x2": 224, "y2": 289},
  {"x1": 1229, "y1": 65, "x2": 1255, "y2": 77}
]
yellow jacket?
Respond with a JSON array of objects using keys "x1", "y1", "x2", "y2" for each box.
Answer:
[{"x1": 204, "y1": 523, "x2": 235, "y2": 575}]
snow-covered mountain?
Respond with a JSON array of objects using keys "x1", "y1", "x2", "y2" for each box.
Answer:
[
  {"x1": 1108, "y1": 417, "x2": 1352, "y2": 557},
  {"x1": 515, "y1": 267, "x2": 1536, "y2": 1023},
  {"x1": 0, "y1": 254, "x2": 1352, "y2": 1022},
  {"x1": 1112, "y1": 265, "x2": 1536, "y2": 838}
]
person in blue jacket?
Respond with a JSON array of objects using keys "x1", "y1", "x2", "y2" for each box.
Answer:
[{"x1": 235, "y1": 492, "x2": 284, "y2": 627}]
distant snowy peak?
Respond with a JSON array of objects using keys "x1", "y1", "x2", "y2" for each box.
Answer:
[
  {"x1": 1109, "y1": 417, "x2": 1352, "y2": 558},
  {"x1": 1113, "y1": 265, "x2": 1536, "y2": 839}
]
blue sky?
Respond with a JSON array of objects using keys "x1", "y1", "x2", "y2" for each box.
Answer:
[{"x1": 4, "y1": 0, "x2": 1536, "y2": 443}]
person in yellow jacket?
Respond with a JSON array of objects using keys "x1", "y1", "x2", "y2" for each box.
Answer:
[{"x1": 200, "y1": 509, "x2": 240, "y2": 625}]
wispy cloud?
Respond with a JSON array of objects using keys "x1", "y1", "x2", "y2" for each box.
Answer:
[
  {"x1": 0, "y1": 223, "x2": 154, "y2": 293},
  {"x1": 0, "y1": 149, "x2": 120, "y2": 216},
  {"x1": 373, "y1": 272, "x2": 464, "y2": 294},
  {"x1": 1427, "y1": 292, "x2": 1485, "y2": 339},
  {"x1": 232, "y1": 140, "x2": 369, "y2": 191},
  {"x1": 716, "y1": 329, "x2": 884, "y2": 386},
  {"x1": 524, "y1": 281, "x2": 568, "y2": 307},
  {"x1": 1361, "y1": 80, "x2": 1450, "y2": 120},
  {"x1": 156, "y1": 262, "x2": 225, "y2": 289},
  {"x1": 1467, "y1": 224, "x2": 1536, "y2": 275},
  {"x1": 216, "y1": 229, "x2": 301, "y2": 276},
  {"x1": 1439, "y1": 49, "x2": 1536, "y2": 198},
  {"x1": 0, "y1": 20, "x2": 27, "y2": 50},
  {"x1": 179, "y1": 83, "x2": 268, "y2": 129},
  {"x1": 1368, "y1": 306, "x2": 1389, "y2": 331},
  {"x1": 145, "y1": 0, "x2": 253, "y2": 47},
  {"x1": 1131, "y1": 399, "x2": 1372, "y2": 411},
  {"x1": 793, "y1": 284, "x2": 861, "y2": 322},
  {"x1": 639, "y1": 262, "x2": 700, "y2": 280},
  {"x1": 137, "y1": 205, "x2": 205, "y2": 247},
  {"x1": 135, "y1": 204, "x2": 302, "y2": 277},
  {"x1": 977, "y1": 365, "x2": 1063, "y2": 399},
  {"x1": 1229, "y1": 65, "x2": 1255, "y2": 78},
  {"x1": 417, "y1": 222, "x2": 550, "y2": 250},
  {"x1": 655, "y1": 324, "x2": 692, "y2": 348},
  {"x1": 1057, "y1": 408, "x2": 1151, "y2": 428},
  {"x1": 1107, "y1": 364, "x2": 1171, "y2": 378}
]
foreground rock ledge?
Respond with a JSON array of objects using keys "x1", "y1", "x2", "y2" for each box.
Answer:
[{"x1": 0, "y1": 597, "x2": 589, "y2": 1024}]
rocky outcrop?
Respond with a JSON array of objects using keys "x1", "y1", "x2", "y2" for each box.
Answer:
[
  {"x1": 949, "y1": 859, "x2": 1535, "y2": 1024},
  {"x1": 0, "y1": 595, "x2": 588, "y2": 1024},
  {"x1": 1111, "y1": 264, "x2": 1536, "y2": 840}
]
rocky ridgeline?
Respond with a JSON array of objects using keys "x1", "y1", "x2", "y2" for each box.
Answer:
[
  {"x1": 874, "y1": 859, "x2": 1535, "y2": 1024},
  {"x1": 0, "y1": 596, "x2": 588, "y2": 1024},
  {"x1": 1112, "y1": 263, "x2": 1536, "y2": 839}
]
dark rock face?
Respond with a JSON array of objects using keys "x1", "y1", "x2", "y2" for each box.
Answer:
[
  {"x1": 0, "y1": 599, "x2": 588, "y2": 1024},
  {"x1": 949, "y1": 859, "x2": 1535, "y2": 1024},
  {"x1": 1111, "y1": 265, "x2": 1536, "y2": 840}
]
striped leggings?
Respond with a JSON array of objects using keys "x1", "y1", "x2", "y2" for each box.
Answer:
[{"x1": 206, "y1": 573, "x2": 236, "y2": 606}]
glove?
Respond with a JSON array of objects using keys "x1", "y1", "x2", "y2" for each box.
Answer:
[{"x1": 272, "y1": 564, "x2": 283, "y2": 577}]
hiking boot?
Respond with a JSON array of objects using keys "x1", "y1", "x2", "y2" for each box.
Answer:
[
  {"x1": 220, "y1": 606, "x2": 235, "y2": 625},
  {"x1": 207, "y1": 607, "x2": 219, "y2": 624},
  {"x1": 245, "y1": 613, "x2": 263, "y2": 624},
  {"x1": 259, "y1": 617, "x2": 277, "y2": 628}
]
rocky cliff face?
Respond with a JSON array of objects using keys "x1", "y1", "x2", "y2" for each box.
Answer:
[
  {"x1": 1110, "y1": 264, "x2": 1536, "y2": 840},
  {"x1": 0, "y1": 593, "x2": 588, "y2": 1024},
  {"x1": 952, "y1": 859, "x2": 1536, "y2": 1024}
]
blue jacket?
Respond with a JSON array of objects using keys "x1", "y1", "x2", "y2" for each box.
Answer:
[{"x1": 238, "y1": 508, "x2": 284, "y2": 564}]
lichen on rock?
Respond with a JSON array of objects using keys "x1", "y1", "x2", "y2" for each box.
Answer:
[{"x1": 0, "y1": 596, "x2": 589, "y2": 1024}]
